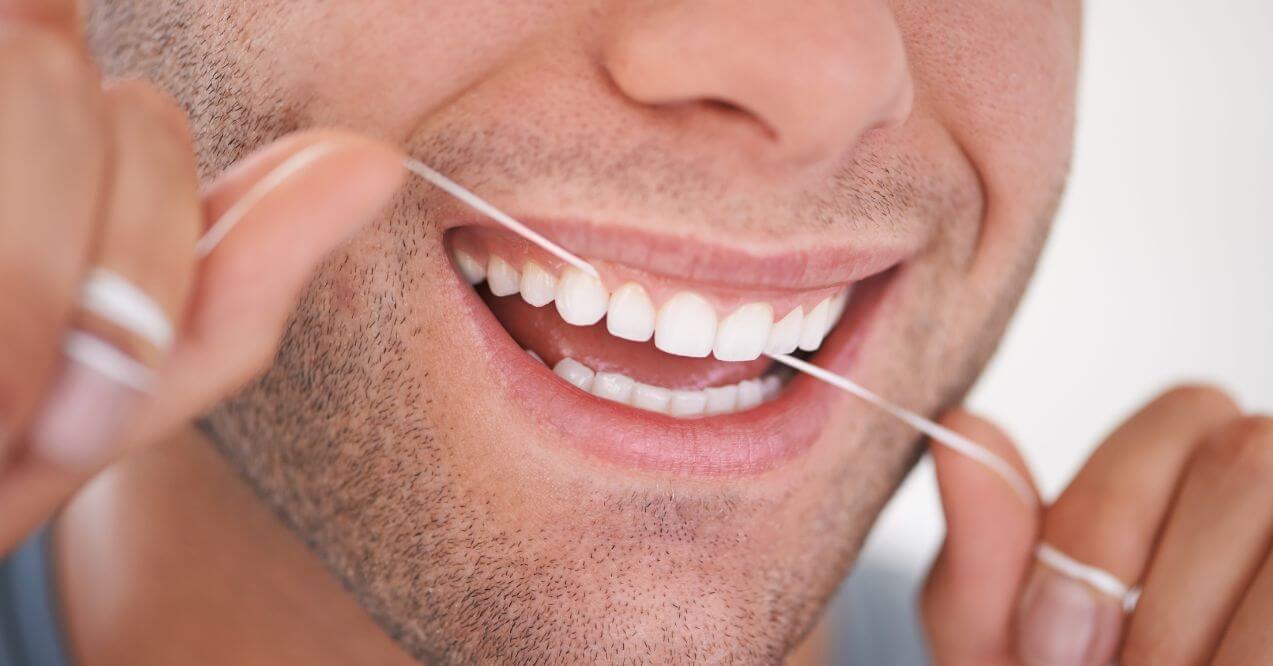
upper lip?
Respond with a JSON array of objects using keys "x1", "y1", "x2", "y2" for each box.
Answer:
[
  {"x1": 445, "y1": 213, "x2": 925, "y2": 292},
  {"x1": 428, "y1": 191, "x2": 913, "y2": 474}
]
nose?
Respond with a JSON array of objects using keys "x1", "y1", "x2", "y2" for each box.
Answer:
[{"x1": 602, "y1": 0, "x2": 914, "y2": 166}]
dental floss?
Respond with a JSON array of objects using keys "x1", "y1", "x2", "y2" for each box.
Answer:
[
  {"x1": 404, "y1": 158, "x2": 601, "y2": 279},
  {"x1": 197, "y1": 144, "x2": 337, "y2": 258},
  {"x1": 405, "y1": 159, "x2": 1146, "y2": 607},
  {"x1": 1035, "y1": 543, "x2": 1129, "y2": 598},
  {"x1": 1037, "y1": 543, "x2": 1142, "y2": 609},
  {"x1": 766, "y1": 352, "x2": 1037, "y2": 508}
]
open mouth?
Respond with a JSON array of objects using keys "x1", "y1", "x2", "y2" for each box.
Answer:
[{"x1": 445, "y1": 223, "x2": 906, "y2": 475}]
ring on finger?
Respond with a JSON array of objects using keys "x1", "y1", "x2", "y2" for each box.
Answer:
[{"x1": 66, "y1": 268, "x2": 175, "y2": 393}]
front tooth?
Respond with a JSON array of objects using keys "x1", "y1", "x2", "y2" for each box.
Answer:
[
  {"x1": 556, "y1": 267, "x2": 609, "y2": 326},
  {"x1": 714, "y1": 303, "x2": 773, "y2": 361},
  {"x1": 487, "y1": 256, "x2": 521, "y2": 296},
  {"x1": 553, "y1": 357, "x2": 594, "y2": 391},
  {"x1": 632, "y1": 383, "x2": 672, "y2": 414},
  {"x1": 520, "y1": 262, "x2": 558, "y2": 307},
  {"x1": 737, "y1": 379, "x2": 764, "y2": 410},
  {"x1": 798, "y1": 298, "x2": 831, "y2": 351},
  {"x1": 454, "y1": 250, "x2": 486, "y2": 285},
  {"x1": 606, "y1": 283, "x2": 656, "y2": 342},
  {"x1": 668, "y1": 390, "x2": 707, "y2": 418},
  {"x1": 591, "y1": 372, "x2": 635, "y2": 403},
  {"x1": 704, "y1": 385, "x2": 739, "y2": 415},
  {"x1": 655, "y1": 292, "x2": 718, "y2": 358},
  {"x1": 765, "y1": 307, "x2": 804, "y2": 355}
]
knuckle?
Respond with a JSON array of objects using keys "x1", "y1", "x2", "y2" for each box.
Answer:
[
  {"x1": 1044, "y1": 498, "x2": 1145, "y2": 565},
  {"x1": 1228, "y1": 414, "x2": 1273, "y2": 445},
  {"x1": 1152, "y1": 383, "x2": 1240, "y2": 420},
  {"x1": 1198, "y1": 415, "x2": 1273, "y2": 478}
]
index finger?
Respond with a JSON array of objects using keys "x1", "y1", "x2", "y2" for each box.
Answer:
[
  {"x1": 1013, "y1": 386, "x2": 1240, "y2": 665},
  {"x1": 1042, "y1": 385, "x2": 1240, "y2": 588}
]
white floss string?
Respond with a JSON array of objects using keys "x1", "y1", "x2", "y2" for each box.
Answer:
[
  {"x1": 1037, "y1": 543, "x2": 1141, "y2": 610},
  {"x1": 1036, "y1": 543, "x2": 1129, "y2": 598},
  {"x1": 197, "y1": 144, "x2": 338, "y2": 258},
  {"x1": 405, "y1": 157, "x2": 1144, "y2": 607},
  {"x1": 765, "y1": 352, "x2": 1037, "y2": 507},
  {"x1": 404, "y1": 158, "x2": 600, "y2": 279}
]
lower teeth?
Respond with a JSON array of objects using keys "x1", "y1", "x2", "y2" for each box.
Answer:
[{"x1": 545, "y1": 354, "x2": 786, "y2": 418}]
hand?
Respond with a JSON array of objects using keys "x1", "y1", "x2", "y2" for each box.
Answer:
[
  {"x1": 921, "y1": 386, "x2": 1273, "y2": 664},
  {"x1": 0, "y1": 1, "x2": 405, "y2": 553}
]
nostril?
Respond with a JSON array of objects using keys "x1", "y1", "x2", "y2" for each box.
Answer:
[
  {"x1": 601, "y1": 0, "x2": 911, "y2": 166},
  {"x1": 702, "y1": 98, "x2": 744, "y2": 115},
  {"x1": 699, "y1": 97, "x2": 781, "y2": 142}
]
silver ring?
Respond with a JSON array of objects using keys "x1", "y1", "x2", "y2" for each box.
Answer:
[{"x1": 78, "y1": 268, "x2": 174, "y2": 352}]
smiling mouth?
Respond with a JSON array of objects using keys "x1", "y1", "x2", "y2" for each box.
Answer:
[{"x1": 445, "y1": 222, "x2": 909, "y2": 475}]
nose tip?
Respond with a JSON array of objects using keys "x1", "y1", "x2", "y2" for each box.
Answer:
[
  {"x1": 603, "y1": 0, "x2": 915, "y2": 166},
  {"x1": 774, "y1": 15, "x2": 915, "y2": 163}
]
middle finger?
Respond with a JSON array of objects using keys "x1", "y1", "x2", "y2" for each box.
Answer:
[
  {"x1": 24, "y1": 80, "x2": 200, "y2": 468},
  {"x1": 1121, "y1": 416, "x2": 1273, "y2": 663},
  {"x1": 1018, "y1": 386, "x2": 1239, "y2": 663}
]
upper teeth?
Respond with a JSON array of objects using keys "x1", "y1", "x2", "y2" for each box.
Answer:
[
  {"x1": 714, "y1": 302, "x2": 773, "y2": 361},
  {"x1": 454, "y1": 250, "x2": 849, "y2": 362},
  {"x1": 655, "y1": 292, "x2": 718, "y2": 357},
  {"x1": 555, "y1": 267, "x2": 609, "y2": 326},
  {"x1": 519, "y1": 261, "x2": 558, "y2": 307},
  {"x1": 606, "y1": 282, "x2": 657, "y2": 342}
]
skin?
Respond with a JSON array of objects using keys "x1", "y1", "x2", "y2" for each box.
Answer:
[{"x1": 0, "y1": 0, "x2": 1269, "y2": 664}]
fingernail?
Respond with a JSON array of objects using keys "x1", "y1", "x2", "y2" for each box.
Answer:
[
  {"x1": 29, "y1": 358, "x2": 142, "y2": 468},
  {"x1": 1018, "y1": 566, "x2": 1122, "y2": 666}
]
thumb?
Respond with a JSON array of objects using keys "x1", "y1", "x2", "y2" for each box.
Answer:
[
  {"x1": 0, "y1": 130, "x2": 403, "y2": 552},
  {"x1": 921, "y1": 409, "x2": 1041, "y2": 664},
  {"x1": 128, "y1": 129, "x2": 405, "y2": 443}
]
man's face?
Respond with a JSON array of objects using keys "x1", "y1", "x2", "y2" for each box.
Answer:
[{"x1": 89, "y1": 1, "x2": 1079, "y2": 661}]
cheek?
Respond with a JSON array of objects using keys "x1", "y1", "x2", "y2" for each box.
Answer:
[
  {"x1": 255, "y1": 0, "x2": 564, "y2": 137},
  {"x1": 896, "y1": 0, "x2": 1081, "y2": 274},
  {"x1": 899, "y1": 0, "x2": 1081, "y2": 167}
]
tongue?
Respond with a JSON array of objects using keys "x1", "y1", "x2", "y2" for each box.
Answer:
[{"x1": 482, "y1": 288, "x2": 772, "y2": 390}]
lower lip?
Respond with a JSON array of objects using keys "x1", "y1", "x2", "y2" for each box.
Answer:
[{"x1": 457, "y1": 271, "x2": 899, "y2": 477}]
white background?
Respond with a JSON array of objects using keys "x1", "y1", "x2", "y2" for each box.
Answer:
[{"x1": 835, "y1": 1, "x2": 1273, "y2": 660}]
